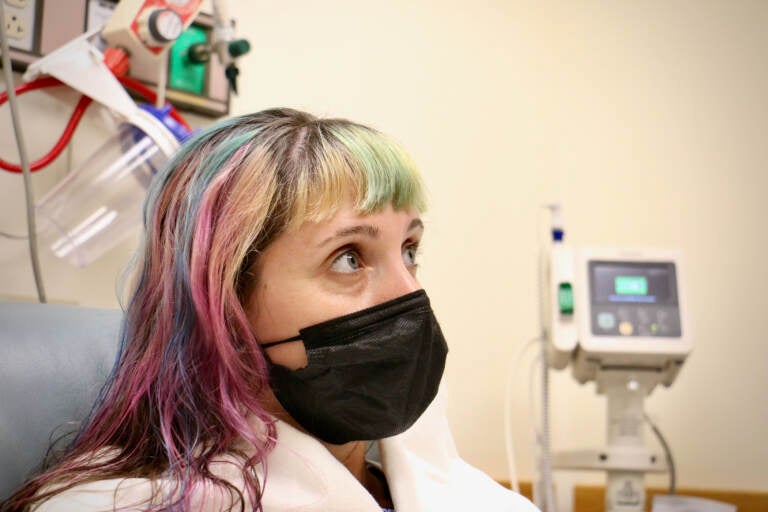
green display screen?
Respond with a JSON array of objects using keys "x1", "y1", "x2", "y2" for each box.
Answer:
[{"x1": 615, "y1": 276, "x2": 648, "y2": 295}]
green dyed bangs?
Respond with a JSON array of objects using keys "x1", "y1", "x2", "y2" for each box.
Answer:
[{"x1": 290, "y1": 121, "x2": 427, "y2": 225}]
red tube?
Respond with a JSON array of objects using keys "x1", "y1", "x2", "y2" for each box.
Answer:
[
  {"x1": 1, "y1": 53, "x2": 191, "y2": 174},
  {"x1": 0, "y1": 76, "x2": 62, "y2": 98},
  {"x1": 0, "y1": 77, "x2": 94, "y2": 174}
]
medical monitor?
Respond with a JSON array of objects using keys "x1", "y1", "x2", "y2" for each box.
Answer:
[{"x1": 571, "y1": 248, "x2": 692, "y2": 385}]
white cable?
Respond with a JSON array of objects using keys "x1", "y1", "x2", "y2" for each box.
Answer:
[
  {"x1": 527, "y1": 353, "x2": 542, "y2": 507},
  {"x1": 644, "y1": 412, "x2": 677, "y2": 495},
  {"x1": 0, "y1": 1, "x2": 47, "y2": 303},
  {"x1": 156, "y1": 50, "x2": 168, "y2": 108},
  {"x1": 504, "y1": 336, "x2": 541, "y2": 493}
]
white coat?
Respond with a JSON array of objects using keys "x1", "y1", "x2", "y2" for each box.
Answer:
[{"x1": 36, "y1": 391, "x2": 538, "y2": 512}]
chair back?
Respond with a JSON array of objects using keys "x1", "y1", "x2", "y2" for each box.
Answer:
[{"x1": 0, "y1": 302, "x2": 122, "y2": 499}]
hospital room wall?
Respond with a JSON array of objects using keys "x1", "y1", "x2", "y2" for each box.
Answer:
[{"x1": 1, "y1": 0, "x2": 766, "y2": 493}]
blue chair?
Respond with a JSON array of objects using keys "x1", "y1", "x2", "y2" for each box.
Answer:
[{"x1": 0, "y1": 302, "x2": 122, "y2": 499}]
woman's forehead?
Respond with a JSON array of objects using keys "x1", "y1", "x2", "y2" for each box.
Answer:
[{"x1": 285, "y1": 200, "x2": 422, "y2": 244}]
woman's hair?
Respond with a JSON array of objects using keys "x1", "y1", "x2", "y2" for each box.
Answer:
[{"x1": 2, "y1": 108, "x2": 426, "y2": 511}]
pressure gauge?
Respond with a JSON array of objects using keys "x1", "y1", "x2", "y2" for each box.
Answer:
[{"x1": 141, "y1": 8, "x2": 184, "y2": 46}]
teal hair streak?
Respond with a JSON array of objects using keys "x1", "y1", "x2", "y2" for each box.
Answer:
[{"x1": 325, "y1": 123, "x2": 427, "y2": 214}]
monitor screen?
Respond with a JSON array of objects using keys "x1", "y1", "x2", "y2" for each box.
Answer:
[{"x1": 589, "y1": 261, "x2": 682, "y2": 337}]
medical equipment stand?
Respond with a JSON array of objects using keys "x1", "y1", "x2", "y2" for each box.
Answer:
[
  {"x1": 538, "y1": 207, "x2": 689, "y2": 512},
  {"x1": 552, "y1": 370, "x2": 668, "y2": 512}
]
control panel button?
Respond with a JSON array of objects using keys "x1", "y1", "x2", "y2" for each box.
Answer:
[
  {"x1": 619, "y1": 321, "x2": 634, "y2": 336},
  {"x1": 597, "y1": 312, "x2": 616, "y2": 330}
]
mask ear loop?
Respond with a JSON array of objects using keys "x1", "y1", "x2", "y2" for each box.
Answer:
[{"x1": 261, "y1": 335, "x2": 302, "y2": 349}]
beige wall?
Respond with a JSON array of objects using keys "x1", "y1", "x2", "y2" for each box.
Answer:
[{"x1": 1, "y1": 0, "x2": 766, "y2": 494}]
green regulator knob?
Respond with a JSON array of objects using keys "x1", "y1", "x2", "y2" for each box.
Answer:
[{"x1": 228, "y1": 39, "x2": 251, "y2": 58}]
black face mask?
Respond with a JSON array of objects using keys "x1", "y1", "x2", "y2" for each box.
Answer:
[{"x1": 262, "y1": 289, "x2": 448, "y2": 445}]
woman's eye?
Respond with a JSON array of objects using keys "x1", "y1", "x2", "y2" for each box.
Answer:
[
  {"x1": 402, "y1": 244, "x2": 419, "y2": 266},
  {"x1": 330, "y1": 250, "x2": 362, "y2": 273}
]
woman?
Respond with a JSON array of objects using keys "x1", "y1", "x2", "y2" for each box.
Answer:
[{"x1": 2, "y1": 108, "x2": 537, "y2": 511}]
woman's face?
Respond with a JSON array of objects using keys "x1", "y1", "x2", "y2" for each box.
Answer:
[{"x1": 247, "y1": 197, "x2": 424, "y2": 370}]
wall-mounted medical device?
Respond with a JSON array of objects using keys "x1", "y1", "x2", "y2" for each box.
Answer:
[
  {"x1": 538, "y1": 206, "x2": 693, "y2": 512},
  {"x1": 2, "y1": 0, "x2": 251, "y2": 273},
  {"x1": 2, "y1": 0, "x2": 242, "y2": 116}
]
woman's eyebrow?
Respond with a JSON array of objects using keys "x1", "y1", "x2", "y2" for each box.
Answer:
[
  {"x1": 408, "y1": 218, "x2": 424, "y2": 232},
  {"x1": 317, "y1": 218, "x2": 423, "y2": 247},
  {"x1": 317, "y1": 225, "x2": 380, "y2": 247}
]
